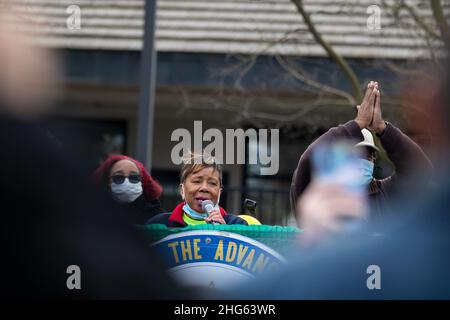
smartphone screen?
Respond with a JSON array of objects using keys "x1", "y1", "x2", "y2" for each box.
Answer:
[{"x1": 311, "y1": 140, "x2": 368, "y2": 232}]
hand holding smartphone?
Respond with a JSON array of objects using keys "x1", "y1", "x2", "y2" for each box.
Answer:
[{"x1": 310, "y1": 141, "x2": 369, "y2": 234}]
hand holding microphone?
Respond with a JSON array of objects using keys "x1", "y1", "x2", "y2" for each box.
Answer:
[{"x1": 202, "y1": 200, "x2": 226, "y2": 225}]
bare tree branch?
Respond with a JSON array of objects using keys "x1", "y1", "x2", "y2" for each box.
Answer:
[
  {"x1": 291, "y1": 0, "x2": 362, "y2": 103},
  {"x1": 198, "y1": 95, "x2": 349, "y2": 123},
  {"x1": 382, "y1": 60, "x2": 437, "y2": 81},
  {"x1": 430, "y1": 0, "x2": 450, "y2": 47},
  {"x1": 178, "y1": 0, "x2": 445, "y2": 135},
  {"x1": 275, "y1": 55, "x2": 357, "y2": 106},
  {"x1": 402, "y1": 1, "x2": 441, "y2": 39}
]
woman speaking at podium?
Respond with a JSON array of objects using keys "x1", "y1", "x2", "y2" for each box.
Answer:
[{"x1": 148, "y1": 152, "x2": 248, "y2": 227}]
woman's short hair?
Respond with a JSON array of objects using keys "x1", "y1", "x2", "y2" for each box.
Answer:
[{"x1": 180, "y1": 152, "x2": 223, "y2": 187}]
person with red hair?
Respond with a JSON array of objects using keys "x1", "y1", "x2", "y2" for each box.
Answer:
[{"x1": 92, "y1": 155, "x2": 165, "y2": 224}]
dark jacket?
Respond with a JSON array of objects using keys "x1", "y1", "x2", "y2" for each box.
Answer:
[
  {"x1": 290, "y1": 120, "x2": 433, "y2": 219},
  {"x1": 147, "y1": 202, "x2": 248, "y2": 227},
  {"x1": 0, "y1": 115, "x2": 186, "y2": 299},
  {"x1": 113, "y1": 194, "x2": 166, "y2": 225}
]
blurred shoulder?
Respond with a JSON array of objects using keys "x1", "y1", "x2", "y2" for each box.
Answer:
[{"x1": 224, "y1": 214, "x2": 248, "y2": 225}]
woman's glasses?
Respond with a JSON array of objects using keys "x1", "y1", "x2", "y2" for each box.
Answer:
[{"x1": 111, "y1": 174, "x2": 141, "y2": 184}]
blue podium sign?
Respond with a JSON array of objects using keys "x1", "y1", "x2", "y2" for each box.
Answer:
[{"x1": 151, "y1": 230, "x2": 286, "y2": 289}]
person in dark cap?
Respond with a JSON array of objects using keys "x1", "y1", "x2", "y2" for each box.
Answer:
[
  {"x1": 92, "y1": 155, "x2": 166, "y2": 224},
  {"x1": 291, "y1": 81, "x2": 433, "y2": 232},
  {"x1": 236, "y1": 61, "x2": 450, "y2": 300}
]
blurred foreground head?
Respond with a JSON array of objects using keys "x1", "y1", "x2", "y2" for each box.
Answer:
[
  {"x1": 403, "y1": 56, "x2": 450, "y2": 162},
  {"x1": 0, "y1": 9, "x2": 61, "y2": 119}
]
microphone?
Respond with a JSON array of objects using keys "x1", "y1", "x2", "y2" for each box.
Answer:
[{"x1": 201, "y1": 200, "x2": 216, "y2": 224}]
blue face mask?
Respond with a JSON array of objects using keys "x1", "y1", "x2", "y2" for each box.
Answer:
[
  {"x1": 183, "y1": 203, "x2": 208, "y2": 220},
  {"x1": 358, "y1": 159, "x2": 374, "y2": 185}
]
